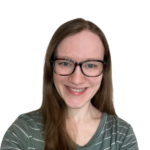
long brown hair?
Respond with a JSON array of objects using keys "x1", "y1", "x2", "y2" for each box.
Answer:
[{"x1": 39, "y1": 18, "x2": 117, "y2": 150}]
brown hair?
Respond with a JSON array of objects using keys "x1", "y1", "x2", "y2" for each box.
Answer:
[{"x1": 39, "y1": 18, "x2": 117, "y2": 150}]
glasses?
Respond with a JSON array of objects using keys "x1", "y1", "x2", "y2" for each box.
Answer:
[{"x1": 51, "y1": 58, "x2": 106, "y2": 77}]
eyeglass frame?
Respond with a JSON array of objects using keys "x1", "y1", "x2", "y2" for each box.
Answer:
[{"x1": 50, "y1": 58, "x2": 107, "y2": 77}]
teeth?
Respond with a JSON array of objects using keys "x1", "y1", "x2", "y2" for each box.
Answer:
[{"x1": 68, "y1": 87, "x2": 86, "y2": 92}]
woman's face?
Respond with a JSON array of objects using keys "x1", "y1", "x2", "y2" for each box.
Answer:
[{"x1": 53, "y1": 30, "x2": 104, "y2": 109}]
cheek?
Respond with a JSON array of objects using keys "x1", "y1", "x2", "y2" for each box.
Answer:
[
  {"x1": 90, "y1": 76, "x2": 102, "y2": 86},
  {"x1": 90, "y1": 75, "x2": 103, "y2": 90},
  {"x1": 53, "y1": 73, "x2": 66, "y2": 92}
]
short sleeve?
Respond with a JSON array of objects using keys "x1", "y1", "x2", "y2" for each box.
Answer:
[
  {"x1": 120, "y1": 125, "x2": 139, "y2": 150},
  {"x1": 0, "y1": 118, "x2": 29, "y2": 150}
]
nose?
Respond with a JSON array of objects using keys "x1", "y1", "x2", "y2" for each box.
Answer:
[{"x1": 68, "y1": 65, "x2": 86, "y2": 85}]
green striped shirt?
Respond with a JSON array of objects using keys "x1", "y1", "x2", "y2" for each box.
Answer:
[{"x1": 0, "y1": 110, "x2": 139, "y2": 150}]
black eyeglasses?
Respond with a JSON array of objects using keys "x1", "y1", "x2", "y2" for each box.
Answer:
[{"x1": 50, "y1": 58, "x2": 106, "y2": 77}]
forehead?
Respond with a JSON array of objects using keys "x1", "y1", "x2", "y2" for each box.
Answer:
[{"x1": 55, "y1": 30, "x2": 104, "y2": 61}]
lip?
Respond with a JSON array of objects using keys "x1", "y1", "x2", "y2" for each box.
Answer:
[
  {"x1": 65, "y1": 85, "x2": 88, "y2": 96},
  {"x1": 65, "y1": 85, "x2": 88, "y2": 89}
]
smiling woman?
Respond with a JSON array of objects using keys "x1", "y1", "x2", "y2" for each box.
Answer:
[{"x1": 0, "y1": 18, "x2": 139, "y2": 150}]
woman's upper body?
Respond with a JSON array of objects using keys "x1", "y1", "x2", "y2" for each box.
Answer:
[
  {"x1": 0, "y1": 18, "x2": 139, "y2": 150},
  {"x1": 1, "y1": 110, "x2": 138, "y2": 150}
]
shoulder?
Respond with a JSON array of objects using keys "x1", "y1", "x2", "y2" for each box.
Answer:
[
  {"x1": 101, "y1": 113, "x2": 139, "y2": 149},
  {"x1": 7, "y1": 109, "x2": 43, "y2": 131},
  {"x1": 18, "y1": 109, "x2": 44, "y2": 132},
  {"x1": 18, "y1": 110, "x2": 44, "y2": 124},
  {"x1": 1, "y1": 110, "x2": 45, "y2": 150},
  {"x1": 105, "y1": 113, "x2": 131, "y2": 129},
  {"x1": 9, "y1": 109, "x2": 42, "y2": 125},
  {"x1": 103, "y1": 113, "x2": 134, "y2": 137}
]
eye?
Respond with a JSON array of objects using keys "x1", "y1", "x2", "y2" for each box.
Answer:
[
  {"x1": 87, "y1": 64, "x2": 96, "y2": 68},
  {"x1": 60, "y1": 62, "x2": 70, "y2": 66}
]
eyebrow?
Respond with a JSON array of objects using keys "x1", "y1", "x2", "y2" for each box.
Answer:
[{"x1": 56, "y1": 56, "x2": 102, "y2": 61}]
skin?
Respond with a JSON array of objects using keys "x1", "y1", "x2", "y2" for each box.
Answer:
[{"x1": 53, "y1": 30, "x2": 104, "y2": 124}]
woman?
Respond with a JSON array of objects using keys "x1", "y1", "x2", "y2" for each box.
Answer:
[{"x1": 1, "y1": 18, "x2": 139, "y2": 150}]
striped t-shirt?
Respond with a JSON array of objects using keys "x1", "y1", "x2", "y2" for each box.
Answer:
[{"x1": 0, "y1": 110, "x2": 139, "y2": 150}]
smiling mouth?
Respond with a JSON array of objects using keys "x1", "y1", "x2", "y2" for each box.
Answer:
[
  {"x1": 67, "y1": 86, "x2": 88, "y2": 90},
  {"x1": 65, "y1": 85, "x2": 88, "y2": 96}
]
